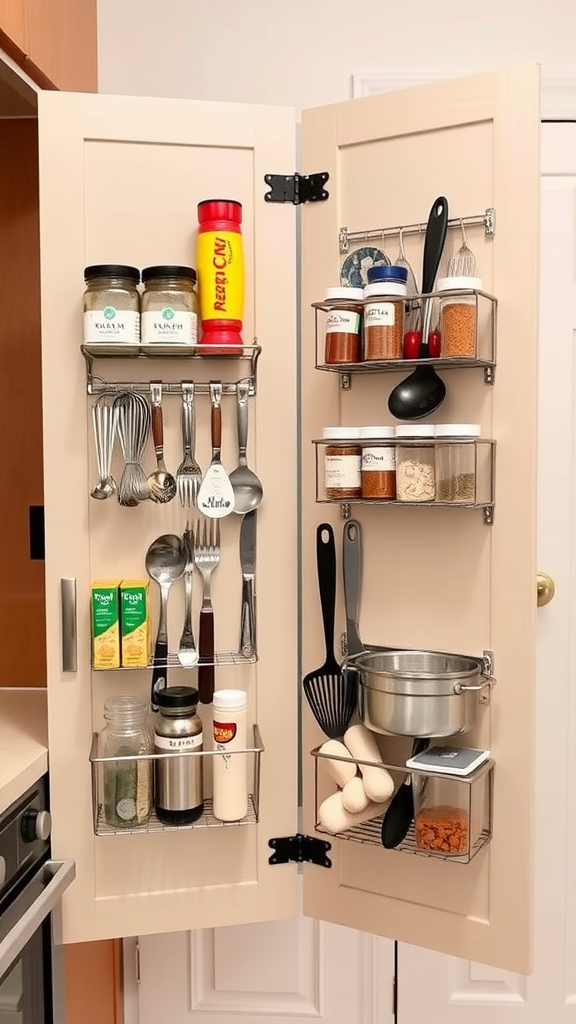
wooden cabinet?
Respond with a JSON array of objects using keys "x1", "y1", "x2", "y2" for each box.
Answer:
[
  {"x1": 0, "y1": 0, "x2": 97, "y2": 91},
  {"x1": 0, "y1": 0, "x2": 26, "y2": 55},
  {"x1": 35, "y1": 67, "x2": 540, "y2": 974}
]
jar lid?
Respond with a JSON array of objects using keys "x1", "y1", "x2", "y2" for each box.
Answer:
[
  {"x1": 142, "y1": 265, "x2": 197, "y2": 284},
  {"x1": 367, "y1": 264, "x2": 409, "y2": 284},
  {"x1": 197, "y1": 199, "x2": 242, "y2": 224},
  {"x1": 155, "y1": 685, "x2": 199, "y2": 710},
  {"x1": 364, "y1": 282, "x2": 407, "y2": 299},
  {"x1": 213, "y1": 688, "x2": 248, "y2": 712},
  {"x1": 84, "y1": 264, "x2": 140, "y2": 284},
  {"x1": 359, "y1": 425, "x2": 395, "y2": 439},
  {"x1": 324, "y1": 286, "x2": 364, "y2": 303},
  {"x1": 434, "y1": 423, "x2": 481, "y2": 437},
  {"x1": 437, "y1": 276, "x2": 482, "y2": 292},
  {"x1": 322, "y1": 426, "x2": 361, "y2": 440},
  {"x1": 395, "y1": 424, "x2": 435, "y2": 438}
]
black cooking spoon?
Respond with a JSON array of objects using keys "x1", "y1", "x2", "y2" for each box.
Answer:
[
  {"x1": 388, "y1": 197, "x2": 449, "y2": 420},
  {"x1": 380, "y1": 737, "x2": 430, "y2": 849}
]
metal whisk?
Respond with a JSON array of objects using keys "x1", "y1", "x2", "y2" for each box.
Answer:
[
  {"x1": 447, "y1": 219, "x2": 477, "y2": 278},
  {"x1": 114, "y1": 393, "x2": 151, "y2": 506}
]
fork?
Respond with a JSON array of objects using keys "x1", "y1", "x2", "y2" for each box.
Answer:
[
  {"x1": 177, "y1": 523, "x2": 198, "y2": 668},
  {"x1": 176, "y1": 382, "x2": 202, "y2": 509},
  {"x1": 193, "y1": 517, "x2": 221, "y2": 703}
]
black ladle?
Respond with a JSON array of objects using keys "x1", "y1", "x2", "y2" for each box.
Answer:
[
  {"x1": 380, "y1": 737, "x2": 430, "y2": 849},
  {"x1": 388, "y1": 197, "x2": 449, "y2": 420}
]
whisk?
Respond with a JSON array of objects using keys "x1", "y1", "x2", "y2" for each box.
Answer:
[
  {"x1": 447, "y1": 219, "x2": 476, "y2": 278},
  {"x1": 90, "y1": 396, "x2": 118, "y2": 500},
  {"x1": 115, "y1": 393, "x2": 151, "y2": 506}
]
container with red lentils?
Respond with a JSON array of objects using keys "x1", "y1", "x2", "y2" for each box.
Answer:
[
  {"x1": 437, "y1": 276, "x2": 482, "y2": 358},
  {"x1": 363, "y1": 265, "x2": 408, "y2": 361},
  {"x1": 323, "y1": 287, "x2": 363, "y2": 364},
  {"x1": 360, "y1": 426, "x2": 396, "y2": 499}
]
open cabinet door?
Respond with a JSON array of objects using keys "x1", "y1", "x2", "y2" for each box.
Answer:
[
  {"x1": 37, "y1": 92, "x2": 299, "y2": 942},
  {"x1": 300, "y1": 66, "x2": 540, "y2": 973}
]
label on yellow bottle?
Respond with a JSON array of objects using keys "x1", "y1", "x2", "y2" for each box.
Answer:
[{"x1": 197, "y1": 230, "x2": 244, "y2": 322}]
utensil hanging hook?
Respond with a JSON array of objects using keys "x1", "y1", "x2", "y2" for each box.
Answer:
[
  {"x1": 398, "y1": 227, "x2": 406, "y2": 261},
  {"x1": 460, "y1": 218, "x2": 467, "y2": 246}
]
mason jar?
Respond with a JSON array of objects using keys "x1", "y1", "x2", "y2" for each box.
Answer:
[
  {"x1": 83, "y1": 264, "x2": 140, "y2": 345},
  {"x1": 141, "y1": 265, "x2": 199, "y2": 345},
  {"x1": 99, "y1": 694, "x2": 152, "y2": 829}
]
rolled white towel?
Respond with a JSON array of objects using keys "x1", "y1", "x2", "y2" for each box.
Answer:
[{"x1": 344, "y1": 724, "x2": 395, "y2": 804}]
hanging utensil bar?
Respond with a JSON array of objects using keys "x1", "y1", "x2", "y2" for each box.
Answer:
[{"x1": 339, "y1": 208, "x2": 495, "y2": 254}]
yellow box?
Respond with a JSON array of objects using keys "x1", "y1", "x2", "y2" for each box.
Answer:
[
  {"x1": 120, "y1": 579, "x2": 151, "y2": 668},
  {"x1": 91, "y1": 580, "x2": 121, "y2": 670}
]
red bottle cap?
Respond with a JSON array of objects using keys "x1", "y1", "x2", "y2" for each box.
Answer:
[{"x1": 197, "y1": 199, "x2": 242, "y2": 224}]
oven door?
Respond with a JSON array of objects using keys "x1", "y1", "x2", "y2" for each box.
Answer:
[{"x1": 0, "y1": 860, "x2": 75, "y2": 1024}]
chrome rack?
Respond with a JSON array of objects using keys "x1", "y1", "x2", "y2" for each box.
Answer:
[{"x1": 339, "y1": 208, "x2": 495, "y2": 254}]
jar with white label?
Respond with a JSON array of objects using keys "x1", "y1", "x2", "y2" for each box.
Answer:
[
  {"x1": 363, "y1": 265, "x2": 408, "y2": 360},
  {"x1": 141, "y1": 265, "x2": 199, "y2": 345},
  {"x1": 395, "y1": 424, "x2": 436, "y2": 502},
  {"x1": 154, "y1": 686, "x2": 204, "y2": 825},
  {"x1": 83, "y1": 265, "x2": 140, "y2": 345},
  {"x1": 360, "y1": 426, "x2": 396, "y2": 499},
  {"x1": 323, "y1": 287, "x2": 363, "y2": 364},
  {"x1": 322, "y1": 426, "x2": 362, "y2": 500},
  {"x1": 212, "y1": 690, "x2": 248, "y2": 822}
]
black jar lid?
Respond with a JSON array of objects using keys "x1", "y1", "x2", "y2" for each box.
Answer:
[
  {"x1": 84, "y1": 264, "x2": 140, "y2": 283},
  {"x1": 155, "y1": 685, "x2": 199, "y2": 710},
  {"x1": 142, "y1": 265, "x2": 197, "y2": 284}
]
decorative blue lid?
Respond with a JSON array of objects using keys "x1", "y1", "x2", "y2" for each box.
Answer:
[{"x1": 367, "y1": 264, "x2": 409, "y2": 283}]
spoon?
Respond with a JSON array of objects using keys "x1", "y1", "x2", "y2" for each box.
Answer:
[
  {"x1": 229, "y1": 381, "x2": 264, "y2": 514},
  {"x1": 148, "y1": 382, "x2": 177, "y2": 503},
  {"x1": 90, "y1": 397, "x2": 117, "y2": 500},
  {"x1": 145, "y1": 533, "x2": 187, "y2": 707},
  {"x1": 388, "y1": 197, "x2": 449, "y2": 420}
]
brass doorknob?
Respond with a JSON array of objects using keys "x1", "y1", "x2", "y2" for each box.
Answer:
[{"x1": 537, "y1": 572, "x2": 555, "y2": 607}]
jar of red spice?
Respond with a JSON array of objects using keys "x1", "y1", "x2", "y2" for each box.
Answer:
[
  {"x1": 363, "y1": 265, "x2": 408, "y2": 360},
  {"x1": 360, "y1": 426, "x2": 396, "y2": 499},
  {"x1": 322, "y1": 427, "x2": 362, "y2": 500},
  {"x1": 323, "y1": 287, "x2": 363, "y2": 364}
]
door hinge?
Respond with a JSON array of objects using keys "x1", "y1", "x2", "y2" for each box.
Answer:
[
  {"x1": 264, "y1": 172, "x2": 330, "y2": 205},
  {"x1": 268, "y1": 833, "x2": 332, "y2": 867}
]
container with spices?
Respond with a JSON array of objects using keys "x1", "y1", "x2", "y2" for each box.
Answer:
[
  {"x1": 322, "y1": 427, "x2": 362, "y2": 500},
  {"x1": 141, "y1": 265, "x2": 199, "y2": 345},
  {"x1": 99, "y1": 694, "x2": 152, "y2": 829},
  {"x1": 363, "y1": 265, "x2": 408, "y2": 361},
  {"x1": 322, "y1": 287, "x2": 363, "y2": 364},
  {"x1": 437, "y1": 277, "x2": 483, "y2": 358},
  {"x1": 212, "y1": 689, "x2": 248, "y2": 822},
  {"x1": 412, "y1": 760, "x2": 493, "y2": 860},
  {"x1": 395, "y1": 424, "x2": 436, "y2": 502},
  {"x1": 435, "y1": 424, "x2": 480, "y2": 503},
  {"x1": 154, "y1": 686, "x2": 204, "y2": 825},
  {"x1": 360, "y1": 426, "x2": 396, "y2": 499},
  {"x1": 83, "y1": 264, "x2": 140, "y2": 345}
]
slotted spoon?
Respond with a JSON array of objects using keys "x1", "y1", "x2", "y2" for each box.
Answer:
[
  {"x1": 447, "y1": 218, "x2": 476, "y2": 278},
  {"x1": 303, "y1": 523, "x2": 357, "y2": 739}
]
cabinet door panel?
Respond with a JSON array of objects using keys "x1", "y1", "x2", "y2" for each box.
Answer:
[
  {"x1": 37, "y1": 92, "x2": 298, "y2": 942},
  {"x1": 301, "y1": 66, "x2": 540, "y2": 972},
  {"x1": 25, "y1": 0, "x2": 97, "y2": 91}
]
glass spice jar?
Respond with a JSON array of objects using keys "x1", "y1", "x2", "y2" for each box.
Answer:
[
  {"x1": 99, "y1": 694, "x2": 152, "y2": 829},
  {"x1": 363, "y1": 265, "x2": 408, "y2": 361},
  {"x1": 83, "y1": 264, "x2": 140, "y2": 345},
  {"x1": 360, "y1": 426, "x2": 396, "y2": 499},
  {"x1": 323, "y1": 287, "x2": 363, "y2": 364},
  {"x1": 322, "y1": 426, "x2": 362, "y2": 500},
  {"x1": 434, "y1": 424, "x2": 480, "y2": 503},
  {"x1": 437, "y1": 276, "x2": 482, "y2": 357},
  {"x1": 141, "y1": 265, "x2": 199, "y2": 345},
  {"x1": 395, "y1": 424, "x2": 436, "y2": 502}
]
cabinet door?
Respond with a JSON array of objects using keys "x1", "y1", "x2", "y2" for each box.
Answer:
[
  {"x1": 300, "y1": 66, "x2": 540, "y2": 973},
  {"x1": 0, "y1": 0, "x2": 25, "y2": 55},
  {"x1": 25, "y1": 0, "x2": 97, "y2": 90},
  {"x1": 37, "y1": 92, "x2": 299, "y2": 942}
]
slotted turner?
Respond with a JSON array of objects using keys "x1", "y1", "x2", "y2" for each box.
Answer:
[{"x1": 303, "y1": 523, "x2": 357, "y2": 739}]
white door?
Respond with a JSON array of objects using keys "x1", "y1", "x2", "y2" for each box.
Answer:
[{"x1": 397, "y1": 120, "x2": 576, "y2": 1021}]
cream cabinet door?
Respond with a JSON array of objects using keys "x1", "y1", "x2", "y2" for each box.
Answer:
[
  {"x1": 37, "y1": 92, "x2": 299, "y2": 942},
  {"x1": 300, "y1": 66, "x2": 540, "y2": 973}
]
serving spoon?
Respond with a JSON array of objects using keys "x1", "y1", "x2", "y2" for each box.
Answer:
[{"x1": 229, "y1": 381, "x2": 264, "y2": 514}]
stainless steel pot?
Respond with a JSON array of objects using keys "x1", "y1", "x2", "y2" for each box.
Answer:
[{"x1": 350, "y1": 649, "x2": 490, "y2": 738}]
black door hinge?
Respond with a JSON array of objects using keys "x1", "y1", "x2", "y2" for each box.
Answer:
[
  {"x1": 268, "y1": 833, "x2": 332, "y2": 867},
  {"x1": 264, "y1": 172, "x2": 330, "y2": 205}
]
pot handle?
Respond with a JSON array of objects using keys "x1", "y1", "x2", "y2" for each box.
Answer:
[{"x1": 453, "y1": 677, "x2": 495, "y2": 694}]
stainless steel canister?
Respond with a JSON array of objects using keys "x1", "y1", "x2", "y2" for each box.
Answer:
[
  {"x1": 351, "y1": 650, "x2": 489, "y2": 738},
  {"x1": 154, "y1": 686, "x2": 204, "y2": 824}
]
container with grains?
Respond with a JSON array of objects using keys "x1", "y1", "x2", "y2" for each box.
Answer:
[
  {"x1": 322, "y1": 426, "x2": 362, "y2": 500},
  {"x1": 437, "y1": 276, "x2": 483, "y2": 358},
  {"x1": 83, "y1": 264, "x2": 140, "y2": 345},
  {"x1": 363, "y1": 265, "x2": 408, "y2": 361},
  {"x1": 395, "y1": 424, "x2": 436, "y2": 502},
  {"x1": 360, "y1": 425, "x2": 396, "y2": 499},
  {"x1": 434, "y1": 424, "x2": 480, "y2": 503},
  {"x1": 141, "y1": 265, "x2": 199, "y2": 345},
  {"x1": 322, "y1": 287, "x2": 363, "y2": 364},
  {"x1": 99, "y1": 694, "x2": 152, "y2": 829},
  {"x1": 412, "y1": 766, "x2": 491, "y2": 859}
]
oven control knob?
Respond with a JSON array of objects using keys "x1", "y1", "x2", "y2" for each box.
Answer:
[
  {"x1": 0, "y1": 855, "x2": 5, "y2": 887},
  {"x1": 22, "y1": 810, "x2": 52, "y2": 843}
]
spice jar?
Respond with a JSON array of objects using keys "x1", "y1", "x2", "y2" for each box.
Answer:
[
  {"x1": 322, "y1": 427, "x2": 362, "y2": 500},
  {"x1": 395, "y1": 424, "x2": 436, "y2": 502},
  {"x1": 363, "y1": 265, "x2": 408, "y2": 361},
  {"x1": 99, "y1": 694, "x2": 152, "y2": 829},
  {"x1": 323, "y1": 287, "x2": 363, "y2": 364},
  {"x1": 360, "y1": 426, "x2": 396, "y2": 499},
  {"x1": 212, "y1": 689, "x2": 248, "y2": 822},
  {"x1": 153, "y1": 685, "x2": 204, "y2": 825},
  {"x1": 83, "y1": 264, "x2": 140, "y2": 345},
  {"x1": 437, "y1": 276, "x2": 482, "y2": 357},
  {"x1": 435, "y1": 424, "x2": 480, "y2": 503},
  {"x1": 141, "y1": 265, "x2": 199, "y2": 345}
]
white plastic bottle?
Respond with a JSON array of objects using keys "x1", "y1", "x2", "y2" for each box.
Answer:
[{"x1": 212, "y1": 689, "x2": 248, "y2": 821}]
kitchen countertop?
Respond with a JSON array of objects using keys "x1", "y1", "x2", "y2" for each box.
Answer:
[{"x1": 0, "y1": 688, "x2": 48, "y2": 814}]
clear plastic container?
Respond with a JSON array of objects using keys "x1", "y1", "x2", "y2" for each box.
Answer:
[
  {"x1": 212, "y1": 689, "x2": 248, "y2": 821},
  {"x1": 435, "y1": 424, "x2": 481, "y2": 503},
  {"x1": 412, "y1": 763, "x2": 492, "y2": 859},
  {"x1": 99, "y1": 694, "x2": 152, "y2": 828},
  {"x1": 437, "y1": 276, "x2": 482, "y2": 357},
  {"x1": 83, "y1": 264, "x2": 140, "y2": 345},
  {"x1": 395, "y1": 425, "x2": 435, "y2": 502}
]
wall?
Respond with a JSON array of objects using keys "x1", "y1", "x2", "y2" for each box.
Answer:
[{"x1": 97, "y1": 0, "x2": 576, "y2": 109}]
